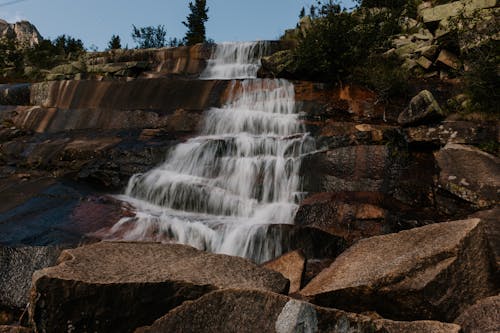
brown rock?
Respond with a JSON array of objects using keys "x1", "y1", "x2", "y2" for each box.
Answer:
[
  {"x1": 29, "y1": 242, "x2": 288, "y2": 333},
  {"x1": 435, "y1": 143, "x2": 499, "y2": 208},
  {"x1": 263, "y1": 250, "x2": 305, "y2": 294},
  {"x1": 455, "y1": 295, "x2": 500, "y2": 333},
  {"x1": 135, "y1": 289, "x2": 461, "y2": 333},
  {"x1": 416, "y1": 56, "x2": 433, "y2": 69},
  {"x1": 398, "y1": 90, "x2": 443, "y2": 126},
  {"x1": 300, "y1": 219, "x2": 494, "y2": 322},
  {"x1": 437, "y1": 50, "x2": 461, "y2": 70}
]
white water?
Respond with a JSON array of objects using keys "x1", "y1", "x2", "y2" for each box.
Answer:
[{"x1": 104, "y1": 42, "x2": 314, "y2": 263}]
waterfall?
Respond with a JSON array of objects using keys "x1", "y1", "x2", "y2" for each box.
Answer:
[{"x1": 104, "y1": 42, "x2": 314, "y2": 263}]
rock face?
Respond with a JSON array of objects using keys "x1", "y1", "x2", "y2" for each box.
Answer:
[
  {"x1": 29, "y1": 242, "x2": 289, "y2": 333},
  {"x1": 454, "y1": 295, "x2": 500, "y2": 333},
  {"x1": 0, "y1": 20, "x2": 41, "y2": 47},
  {"x1": 263, "y1": 250, "x2": 305, "y2": 294},
  {"x1": 398, "y1": 90, "x2": 443, "y2": 126},
  {"x1": 419, "y1": 0, "x2": 498, "y2": 23},
  {"x1": 0, "y1": 246, "x2": 62, "y2": 310},
  {"x1": 135, "y1": 289, "x2": 461, "y2": 333},
  {"x1": 435, "y1": 143, "x2": 499, "y2": 208},
  {"x1": 300, "y1": 219, "x2": 494, "y2": 322}
]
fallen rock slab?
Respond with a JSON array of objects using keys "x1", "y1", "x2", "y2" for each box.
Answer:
[
  {"x1": 263, "y1": 250, "x2": 305, "y2": 294},
  {"x1": 435, "y1": 143, "x2": 499, "y2": 208},
  {"x1": 398, "y1": 90, "x2": 443, "y2": 126},
  {"x1": 455, "y1": 295, "x2": 500, "y2": 333},
  {"x1": 135, "y1": 289, "x2": 461, "y2": 333},
  {"x1": 0, "y1": 245, "x2": 62, "y2": 310},
  {"x1": 300, "y1": 219, "x2": 494, "y2": 322},
  {"x1": 29, "y1": 242, "x2": 288, "y2": 333}
]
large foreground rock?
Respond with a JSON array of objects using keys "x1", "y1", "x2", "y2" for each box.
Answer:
[
  {"x1": 398, "y1": 90, "x2": 443, "y2": 126},
  {"x1": 300, "y1": 219, "x2": 494, "y2": 322},
  {"x1": 454, "y1": 295, "x2": 500, "y2": 333},
  {"x1": 29, "y1": 242, "x2": 288, "y2": 333},
  {"x1": 435, "y1": 143, "x2": 499, "y2": 208},
  {"x1": 263, "y1": 250, "x2": 305, "y2": 294},
  {"x1": 136, "y1": 289, "x2": 461, "y2": 333},
  {"x1": 0, "y1": 245, "x2": 62, "y2": 310}
]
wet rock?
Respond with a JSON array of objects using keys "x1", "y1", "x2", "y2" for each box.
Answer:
[
  {"x1": 263, "y1": 250, "x2": 305, "y2": 294},
  {"x1": 435, "y1": 143, "x2": 499, "y2": 208},
  {"x1": 398, "y1": 90, "x2": 443, "y2": 126},
  {"x1": 454, "y1": 295, "x2": 500, "y2": 333},
  {"x1": 300, "y1": 219, "x2": 494, "y2": 322},
  {"x1": 29, "y1": 242, "x2": 289, "y2": 333},
  {"x1": 0, "y1": 245, "x2": 62, "y2": 310},
  {"x1": 135, "y1": 289, "x2": 461, "y2": 333}
]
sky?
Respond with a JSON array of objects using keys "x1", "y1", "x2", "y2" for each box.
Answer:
[{"x1": 0, "y1": 0, "x2": 357, "y2": 50}]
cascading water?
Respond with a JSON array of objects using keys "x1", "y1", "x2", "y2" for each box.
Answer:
[{"x1": 104, "y1": 42, "x2": 314, "y2": 263}]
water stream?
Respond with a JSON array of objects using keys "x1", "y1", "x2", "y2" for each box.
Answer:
[{"x1": 105, "y1": 42, "x2": 314, "y2": 263}]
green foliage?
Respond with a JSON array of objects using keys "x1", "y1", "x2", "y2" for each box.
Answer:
[
  {"x1": 132, "y1": 25, "x2": 167, "y2": 49},
  {"x1": 52, "y1": 35, "x2": 85, "y2": 58},
  {"x1": 183, "y1": 0, "x2": 209, "y2": 46},
  {"x1": 0, "y1": 37, "x2": 23, "y2": 70},
  {"x1": 352, "y1": 55, "x2": 410, "y2": 102},
  {"x1": 108, "y1": 35, "x2": 122, "y2": 50},
  {"x1": 463, "y1": 40, "x2": 500, "y2": 115},
  {"x1": 293, "y1": 0, "x2": 401, "y2": 82}
]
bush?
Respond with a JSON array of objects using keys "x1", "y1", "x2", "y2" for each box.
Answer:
[{"x1": 293, "y1": 1, "x2": 401, "y2": 82}]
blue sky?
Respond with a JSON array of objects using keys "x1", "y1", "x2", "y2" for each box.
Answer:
[{"x1": 0, "y1": 0, "x2": 356, "y2": 50}]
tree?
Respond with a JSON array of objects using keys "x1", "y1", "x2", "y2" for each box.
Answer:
[
  {"x1": 299, "y1": 7, "x2": 306, "y2": 19},
  {"x1": 132, "y1": 25, "x2": 167, "y2": 49},
  {"x1": 182, "y1": 0, "x2": 209, "y2": 46},
  {"x1": 108, "y1": 35, "x2": 122, "y2": 50},
  {"x1": 52, "y1": 35, "x2": 85, "y2": 59}
]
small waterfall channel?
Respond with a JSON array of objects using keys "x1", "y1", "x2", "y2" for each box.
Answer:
[{"x1": 106, "y1": 42, "x2": 314, "y2": 263}]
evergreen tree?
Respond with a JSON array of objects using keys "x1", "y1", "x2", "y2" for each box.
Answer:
[
  {"x1": 182, "y1": 0, "x2": 209, "y2": 46},
  {"x1": 131, "y1": 25, "x2": 167, "y2": 49},
  {"x1": 299, "y1": 7, "x2": 306, "y2": 19},
  {"x1": 108, "y1": 35, "x2": 122, "y2": 50}
]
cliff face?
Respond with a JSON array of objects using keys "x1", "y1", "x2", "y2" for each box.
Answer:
[{"x1": 0, "y1": 19, "x2": 42, "y2": 47}]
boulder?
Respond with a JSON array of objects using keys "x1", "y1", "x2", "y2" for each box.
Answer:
[
  {"x1": 263, "y1": 250, "x2": 305, "y2": 294},
  {"x1": 398, "y1": 90, "x2": 443, "y2": 126},
  {"x1": 0, "y1": 84, "x2": 30, "y2": 106},
  {"x1": 435, "y1": 143, "x2": 499, "y2": 208},
  {"x1": 454, "y1": 295, "x2": 500, "y2": 333},
  {"x1": 0, "y1": 326, "x2": 33, "y2": 333},
  {"x1": 135, "y1": 289, "x2": 461, "y2": 333},
  {"x1": 0, "y1": 245, "x2": 62, "y2": 309},
  {"x1": 300, "y1": 219, "x2": 494, "y2": 322},
  {"x1": 258, "y1": 50, "x2": 297, "y2": 79},
  {"x1": 416, "y1": 56, "x2": 433, "y2": 69},
  {"x1": 436, "y1": 50, "x2": 461, "y2": 70},
  {"x1": 29, "y1": 242, "x2": 289, "y2": 333}
]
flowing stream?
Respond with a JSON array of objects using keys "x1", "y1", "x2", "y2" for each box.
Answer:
[{"x1": 106, "y1": 42, "x2": 314, "y2": 263}]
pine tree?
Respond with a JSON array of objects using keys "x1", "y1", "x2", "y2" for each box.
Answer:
[
  {"x1": 108, "y1": 35, "x2": 121, "y2": 50},
  {"x1": 299, "y1": 7, "x2": 306, "y2": 19},
  {"x1": 182, "y1": 0, "x2": 209, "y2": 46}
]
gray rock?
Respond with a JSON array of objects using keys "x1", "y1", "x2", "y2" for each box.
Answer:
[
  {"x1": 435, "y1": 143, "x2": 499, "y2": 208},
  {"x1": 398, "y1": 90, "x2": 443, "y2": 125},
  {"x1": 0, "y1": 245, "x2": 62, "y2": 309},
  {"x1": 419, "y1": 0, "x2": 497, "y2": 23},
  {"x1": 135, "y1": 289, "x2": 461, "y2": 333},
  {"x1": 29, "y1": 242, "x2": 289, "y2": 333}
]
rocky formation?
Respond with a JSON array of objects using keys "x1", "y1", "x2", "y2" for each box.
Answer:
[
  {"x1": 136, "y1": 289, "x2": 461, "y2": 333},
  {"x1": 300, "y1": 219, "x2": 494, "y2": 322},
  {"x1": 29, "y1": 242, "x2": 288, "y2": 333},
  {"x1": 454, "y1": 295, "x2": 500, "y2": 333},
  {"x1": 398, "y1": 90, "x2": 443, "y2": 126},
  {"x1": 0, "y1": 20, "x2": 41, "y2": 48}
]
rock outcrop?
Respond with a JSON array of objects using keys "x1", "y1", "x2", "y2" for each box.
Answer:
[
  {"x1": 0, "y1": 20, "x2": 41, "y2": 47},
  {"x1": 398, "y1": 90, "x2": 443, "y2": 126},
  {"x1": 136, "y1": 289, "x2": 461, "y2": 333},
  {"x1": 454, "y1": 295, "x2": 500, "y2": 333},
  {"x1": 300, "y1": 219, "x2": 494, "y2": 322},
  {"x1": 29, "y1": 242, "x2": 289, "y2": 333}
]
